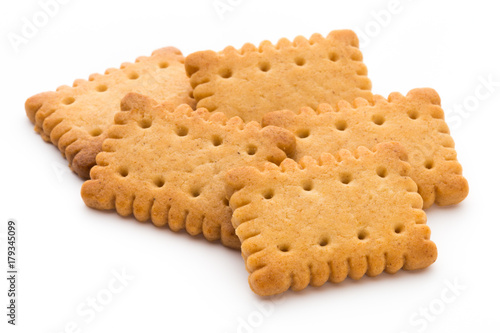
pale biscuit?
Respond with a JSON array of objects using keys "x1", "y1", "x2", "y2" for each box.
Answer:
[
  {"x1": 25, "y1": 47, "x2": 195, "y2": 179},
  {"x1": 81, "y1": 93, "x2": 296, "y2": 249},
  {"x1": 185, "y1": 30, "x2": 372, "y2": 123},
  {"x1": 225, "y1": 142, "x2": 437, "y2": 296},
  {"x1": 262, "y1": 88, "x2": 468, "y2": 208}
]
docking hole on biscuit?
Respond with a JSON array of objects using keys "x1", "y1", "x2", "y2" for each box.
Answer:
[
  {"x1": 158, "y1": 62, "x2": 169, "y2": 69},
  {"x1": 319, "y1": 237, "x2": 329, "y2": 247},
  {"x1": 357, "y1": 230, "x2": 368, "y2": 240},
  {"x1": 376, "y1": 166, "x2": 388, "y2": 178},
  {"x1": 62, "y1": 97, "x2": 75, "y2": 105},
  {"x1": 296, "y1": 129, "x2": 310, "y2": 139},
  {"x1": 294, "y1": 57, "x2": 306, "y2": 66},
  {"x1": 408, "y1": 110, "x2": 419, "y2": 120},
  {"x1": 212, "y1": 135, "x2": 223, "y2": 146},
  {"x1": 89, "y1": 128, "x2": 102, "y2": 137},
  {"x1": 139, "y1": 118, "x2": 152, "y2": 129},
  {"x1": 335, "y1": 120, "x2": 347, "y2": 131},
  {"x1": 424, "y1": 159, "x2": 434, "y2": 169},
  {"x1": 219, "y1": 68, "x2": 232, "y2": 79},
  {"x1": 153, "y1": 176, "x2": 165, "y2": 188},
  {"x1": 372, "y1": 114, "x2": 385, "y2": 125},
  {"x1": 128, "y1": 72, "x2": 139, "y2": 80},
  {"x1": 246, "y1": 145, "x2": 257, "y2": 155},
  {"x1": 118, "y1": 167, "x2": 129, "y2": 177},
  {"x1": 329, "y1": 52, "x2": 339, "y2": 62},
  {"x1": 263, "y1": 189, "x2": 274, "y2": 200},
  {"x1": 176, "y1": 126, "x2": 189, "y2": 136},
  {"x1": 340, "y1": 173, "x2": 352, "y2": 184},
  {"x1": 394, "y1": 223, "x2": 404, "y2": 234},
  {"x1": 259, "y1": 62, "x2": 270, "y2": 72},
  {"x1": 278, "y1": 244, "x2": 290, "y2": 252},
  {"x1": 301, "y1": 179, "x2": 314, "y2": 191},
  {"x1": 190, "y1": 187, "x2": 201, "y2": 198},
  {"x1": 96, "y1": 84, "x2": 108, "y2": 92}
]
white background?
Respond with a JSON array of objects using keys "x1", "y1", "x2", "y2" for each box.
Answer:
[{"x1": 1, "y1": 0, "x2": 499, "y2": 332}]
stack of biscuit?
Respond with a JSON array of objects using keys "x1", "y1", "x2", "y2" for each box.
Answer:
[{"x1": 25, "y1": 30, "x2": 468, "y2": 296}]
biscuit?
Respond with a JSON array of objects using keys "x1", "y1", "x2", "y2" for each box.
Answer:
[
  {"x1": 262, "y1": 88, "x2": 468, "y2": 208},
  {"x1": 185, "y1": 30, "x2": 372, "y2": 123},
  {"x1": 225, "y1": 142, "x2": 437, "y2": 296},
  {"x1": 25, "y1": 47, "x2": 195, "y2": 179},
  {"x1": 81, "y1": 93, "x2": 296, "y2": 249}
]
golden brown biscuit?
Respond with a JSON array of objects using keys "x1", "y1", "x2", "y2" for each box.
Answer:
[
  {"x1": 262, "y1": 88, "x2": 468, "y2": 208},
  {"x1": 185, "y1": 30, "x2": 372, "y2": 123},
  {"x1": 225, "y1": 142, "x2": 437, "y2": 296},
  {"x1": 25, "y1": 47, "x2": 195, "y2": 179},
  {"x1": 81, "y1": 93, "x2": 296, "y2": 249}
]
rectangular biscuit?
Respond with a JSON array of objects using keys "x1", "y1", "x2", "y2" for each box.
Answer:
[
  {"x1": 25, "y1": 47, "x2": 195, "y2": 179},
  {"x1": 262, "y1": 88, "x2": 468, "y2": 208},
  {"x1": 81, "y1": 93, "x2": 296, "y2": 249},
  {"x1": 225, "y1": 142, "x2": 437, "y2": 296},
  {"x1": 185, "y1": 30, "x2": 372, "y2": 123}
]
